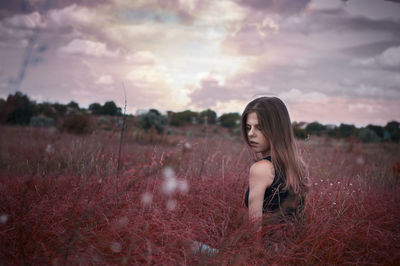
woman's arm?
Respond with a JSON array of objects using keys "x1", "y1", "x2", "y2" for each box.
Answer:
[{"x1": 248, "y1": 160, "x2": 275, "y2": 232}]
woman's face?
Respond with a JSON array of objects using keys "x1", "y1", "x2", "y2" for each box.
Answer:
[{"x1": 246, "y1": 112, "x2": 270, "y2": 156}]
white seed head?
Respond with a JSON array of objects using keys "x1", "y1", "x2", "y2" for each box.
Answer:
[
  {"x1": 356, "y1": 156, "x2": 365, "y2": 165},
  {"x1": 162, "y1": 167, "x2": 176, "y2": 180},
  {"x1": 184, "y1": 142, "x2": 192, "y2": 149},
  {"x1": 141, "y1": 192, "x2": 153, "y2": 206},
  {"x1": 177, "y1": 179, "x2": 189, "y2": 194},
  {"x1": 161, "y1": 167, "x2": 177, "y2": 195},
  {"x1": 0, "y1": 214, "x2": 8, "y2": 224},
  {"x1": 166, "y1": 199, "x2": 177, "y2": 211},
  {"x1": 45, "y1": 144, "x2": 54, "y2": 154}
]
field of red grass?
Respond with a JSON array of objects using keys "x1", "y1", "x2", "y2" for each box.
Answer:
[{"x1": 1, "y1": 125, "x2": 399, "y2": 265}]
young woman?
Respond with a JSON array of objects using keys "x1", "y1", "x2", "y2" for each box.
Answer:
[{"x1": 241, "y1": 97, "x2": 309, "y2": 233}]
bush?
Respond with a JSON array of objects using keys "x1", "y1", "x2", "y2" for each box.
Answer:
[
  {"x1": 138, "y1": 109, "x2": 167, "y2": 134},
  {"x1": 29, "y1": 115, "x2": 55, "y2": 127},
  {"x1": 61, "y1": 113, "x2": 93, "y2": 134},
  {"x1": 96, "y1": 117, "x2": 112, "y2": 130},
  {"x1": 357, "y1": 128, "x2": 381, "y2": 143}
]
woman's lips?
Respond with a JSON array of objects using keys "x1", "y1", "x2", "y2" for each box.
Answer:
[{"x1": 250, "y1": 141, "x2": 258, "y2": 146}]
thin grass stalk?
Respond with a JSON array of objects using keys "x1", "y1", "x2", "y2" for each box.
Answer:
[{"x1": 116, "y1": 83, "x2": 127, "y2": 192}]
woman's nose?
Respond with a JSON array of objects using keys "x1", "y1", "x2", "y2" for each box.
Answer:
[{"x1": 248, "y1": 127, "x2": 255, "y2": 136}]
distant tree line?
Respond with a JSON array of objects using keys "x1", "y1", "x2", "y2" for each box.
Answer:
[
  {"x1": 293, "y1": 121, "x2": 400, "y2": 143},
  {"x1": 0, "y1": 91, "x2": 122, "y2": 134},
  {"x1": 0, "y1": 91, "x2": 398, "y2": 142}
]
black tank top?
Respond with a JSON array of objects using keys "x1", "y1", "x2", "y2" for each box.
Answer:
[{"x1": 244, "y1": 156, "x2": 290, "y2": 213}]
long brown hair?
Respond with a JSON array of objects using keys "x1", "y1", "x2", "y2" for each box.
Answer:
[{"x1": 241, "y1": 97, "x2": 310, "y2": 195}]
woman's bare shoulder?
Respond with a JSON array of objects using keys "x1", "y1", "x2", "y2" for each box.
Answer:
[{"x1": 249, "y1": 160, "x2": 274, "y2": 183}]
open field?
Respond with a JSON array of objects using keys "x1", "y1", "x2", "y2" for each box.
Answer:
[{"x1": 0, "y1": 125, "x2": 399, "y2": 265}]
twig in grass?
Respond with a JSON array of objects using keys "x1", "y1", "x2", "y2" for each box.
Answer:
[{"x1": 116, "y1": 82, "x2": 127, "y2": 192}]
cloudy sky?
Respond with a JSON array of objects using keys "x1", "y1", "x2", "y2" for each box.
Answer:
[{"x1": 0, "y1": 0, "x2": 399, "y2": 126}]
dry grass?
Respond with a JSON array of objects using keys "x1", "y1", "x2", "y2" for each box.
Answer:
[{"x1": 0, "y1": 125, "x2": 399, "y2": 265}]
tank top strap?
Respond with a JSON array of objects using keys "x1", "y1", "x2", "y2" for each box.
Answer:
[{"x1": 263, "y1": 156, "x2": 271, "y2": 162}]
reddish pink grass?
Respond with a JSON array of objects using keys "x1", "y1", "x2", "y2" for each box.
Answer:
[{"x1": 0, "y1": 126, "x2": 399, "y2": 265}]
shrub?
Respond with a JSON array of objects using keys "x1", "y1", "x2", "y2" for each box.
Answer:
[
  {"x1": 138, "y1": 109, "x2": 167, "y2": 134},
  {"x1": 357, "y1": 128, "x2": 381, "y2": 143},
  {"x1": 29, "y1": 115, "x2": 55, "y2": 127},
  {"x1": 366, "y1": 124, "x2": 384, "y2": 138},
  {"x1": 97, "y1": 117, "x2": 112, "y2": 130},
  {"x1": 61, "y1": 113, "x2": 93, "y2": 134}
]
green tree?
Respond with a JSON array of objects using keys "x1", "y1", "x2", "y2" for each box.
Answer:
[
  {"x1": 218, "y1": 112, "x2": 240, "y2": 128},
  {"x1": 3, "y1": 91, "x2": 35, "y2": 125},
  {"x1": 67, "y1": 101, "x2": 80, "y2": 110},
  {"x1": 89, "y1": 103, "x2": 102, "y2": 115},
  {"x1": 366, "y1": 124, "x2": 384, "y2": 138},
  {"x1": 385, "y1": 120, "x2": 400, "y2": 142},
  {"x1": 326, "y1": 126, "x2": 338, "y2": 138},
  {"x1": 168, "y1": 110, "x2": 198, "y2": 126},
  {"x1": 101, "y1": 101, "x2": 121, "y2": 116},
  {"x1": 337, "y1": 123, "x2": 356, "y2": 138},
  {"x1": 305, "y1": 121, "x2": 326, "y2": 136},
  {"x1": 198, "y1": 109, "x2": 217, "y2": 124}
]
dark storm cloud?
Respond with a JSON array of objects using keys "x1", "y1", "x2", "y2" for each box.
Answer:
[
  {"x1": 0, "y1": 0, "x2": 108, "y2": 19},
  {"x1": 337, "y1": 13, "x2": 400, "y2": 35},
  {"x1": 236, "y1": 0, "x2": 311, "y2": 15},
  {"x1": 282, "y1": 8, "x2": 400, "y2": 36}
]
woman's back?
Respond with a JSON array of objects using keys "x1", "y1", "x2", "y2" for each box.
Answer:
[{"x1": 244, "y1": 156, "x2": 305, "y2": 224}]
